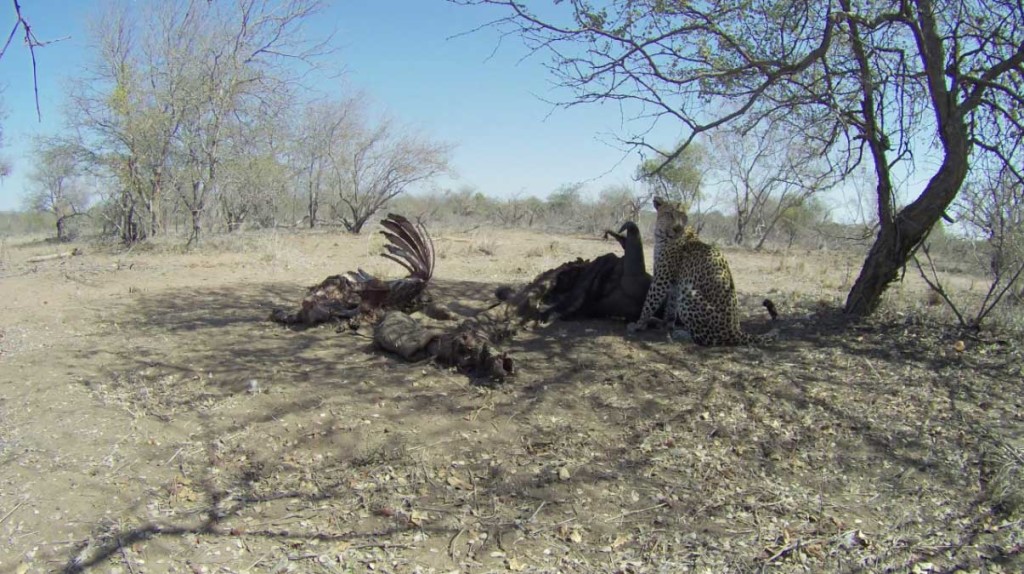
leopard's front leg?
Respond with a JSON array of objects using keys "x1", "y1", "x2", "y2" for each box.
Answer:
[
  {"x1": 627, "y1": 268, "x2": 671, "y2": 334},
  {"x1": 663, "y1": 279, "x2": 681, "y2": 327},
  {"x1": 667, "y1": 280, "x2": 695, "y2": 341}
]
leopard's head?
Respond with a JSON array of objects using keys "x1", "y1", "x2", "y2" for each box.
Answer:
[{"x1": 652, "y1": 196, "x2": 689, "y2": 242}]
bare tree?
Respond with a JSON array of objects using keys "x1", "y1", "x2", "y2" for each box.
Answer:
[
  {"x1": 24, "y1": 138, "x2": 90, "y2": 241},
  {"x1": 217, "y1": 117, "x2": 291, "y2": 232},
  {"x1": 545, "y1": 182, "x2": 585, "y2": 223},
  {"x1": 495, "y1": 191, "x2": 542, "y2": 227},
  {"x1": 66, "y1": 5, "x2": 195, "y2": 243},
  {"x1": 330, "y1": 115, "x2": 451, "y2": 234},
  {"x1": 456, "y1": 0, "x2": 1024, "y2": 317},
  {"x1": 165, "y1": 0, "x2": 328, "y2": 245},
  {"x1": 709, "y1": 121, "x2": 836, "y2": 250},
  {"x1": 778, "y1": 198, "x2": 830, "y2": 249},
  {"x1": 291, "y1": 97, "x2": 360, "y2": 228},
  {"x1": 493, "y1": 192, "x2": 544, "y2": 228}
]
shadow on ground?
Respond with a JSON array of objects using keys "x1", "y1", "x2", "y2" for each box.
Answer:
[{"x1": 55, "y1": 277, "x2": 1024, "y2": 573}]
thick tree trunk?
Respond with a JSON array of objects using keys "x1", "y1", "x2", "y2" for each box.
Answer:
[
  {"x1": 844, "y1": 223, "x2": 904, "y2": 316},
  {"x1": 844, "y1": 150, "x2": 968, "y2": 316}
]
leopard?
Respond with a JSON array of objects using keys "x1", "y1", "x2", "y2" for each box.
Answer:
[{"x1": 626, "y1": 196, "x2": 777, "y2": 346}]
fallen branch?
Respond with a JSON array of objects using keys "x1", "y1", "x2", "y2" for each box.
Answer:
[{"x1": 27, "y1": 248, "x2": 82, "y2": 263}]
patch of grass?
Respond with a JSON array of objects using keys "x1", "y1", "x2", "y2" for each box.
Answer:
[
  {"x1": 351, "y1": 440, "x2": 410, "y2": 468},
  {"x1": 473, "y1": 238, "x2": 498, "y2": 256},
  {"x1": 81, "y1": 369, "x2": 231, "y2": 420},
  {"x1": 985, "y1": 441, "x2": 1024, "y2": 517},
  {"x1": 525, "y1": 241, "x2": 562, "y2": 258},
  {"x1": 774, "y1": 255, "x2": 808, "y2": 274}
]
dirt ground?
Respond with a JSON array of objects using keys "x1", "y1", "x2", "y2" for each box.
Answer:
[{"x1": 1, "y1": 226, "x2": 1022, "y2": 574}]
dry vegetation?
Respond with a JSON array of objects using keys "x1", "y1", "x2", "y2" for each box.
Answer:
[{"x1": 0, "y1": 226, "x2": 1022, "y2": 574}]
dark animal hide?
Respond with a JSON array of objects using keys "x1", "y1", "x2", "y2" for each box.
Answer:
[{"x1": 491, "y1": 221, "x2": 652, "y2": 324}]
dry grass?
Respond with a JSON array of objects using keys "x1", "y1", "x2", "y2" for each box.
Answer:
[
  {"x1": 986, "y1": 441, "x2": 1024, "y2": 517},
  {"x1": 0, "y1": 227, "x2": 1022, "y2": 573}
]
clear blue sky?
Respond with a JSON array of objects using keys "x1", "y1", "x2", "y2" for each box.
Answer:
[{"x1": 0, "y1": 0, "x2": 677, "y2": 212}]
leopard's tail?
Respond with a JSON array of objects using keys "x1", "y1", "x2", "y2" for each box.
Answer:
[
  {"x1": 708, "y1": 326, "x2": 778, "y2": 346},
  {"x1": 734, "y1": 306, "x2": 779, "y2": 344},
  {"x1": 740, "y1": 326, "x2": 778, "y2": 345},
  {"x1": 741, "y1": 297, "x2": 780, "y2": 344}
]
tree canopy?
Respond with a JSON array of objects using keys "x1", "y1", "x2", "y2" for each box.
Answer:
[{"x1": 457, "y1": 0, "x2": 1024, "y2": 316}]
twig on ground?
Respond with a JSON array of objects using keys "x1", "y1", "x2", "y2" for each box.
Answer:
[
  {"x1": 0, "y1": 502, "x2": 23, "y2": 525},
  {"x1": 762, "y1": 538, "x2": 824, "y2": 565},
  {"x1": 448, "y1": 527, "x2": 465, "y2": 560},
  {"x1": 351, "y1": 542, "x2": 412, "y2": 550},
  {"x1": 603, "y1": 502, "x2": 668, "y2": 523},
  {"x1": 528, "y1": 516, "x2": 576, "y2": 536},
  {"x1": 162, "y1": 447, "x2": 185, "y2": 467},
  {"x1": 27, "y1": 251, "x2": 80, "y2": 263},
  {"x1": 528, "y1": 501, "x2": 545, "y2": 523},
  {"x1": 861, "y1": 356, "x2": 883, "y2": 383}
]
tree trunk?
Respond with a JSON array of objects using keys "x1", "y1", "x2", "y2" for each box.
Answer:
[
  {"x1": 307, "y1": 174, "x2": 318, "y2": 228},
  {"x1": 56, "y1": 216, "x2": 67, "y2": 242},
  {"x1": 734, "y1": 207, "x2": 747, "y2": 246},
  {"x1": 754, "y1": 211, "x2": 784, "y2": 252},
  {"x1": 189, "y1": 209, "x2": 202, "y2": 245},
  {"x1": 844, "y1": 151, "x2": 968, "y2": 316},
  {"x1": 226, "y1": 213, "x2": 243, "y2": 232},
  {"x1": 349, "y1": 216, "x2": 368, "y2": 234}
]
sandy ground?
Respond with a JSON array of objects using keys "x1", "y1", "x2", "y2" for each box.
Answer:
[{"x1": 0, "y1": 226, "x2": 1021, "y2": 573}]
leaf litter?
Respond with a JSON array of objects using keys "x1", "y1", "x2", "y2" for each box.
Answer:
[{"x1": 2, "y1": 234, "x2": 1023, "y2": 573}]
